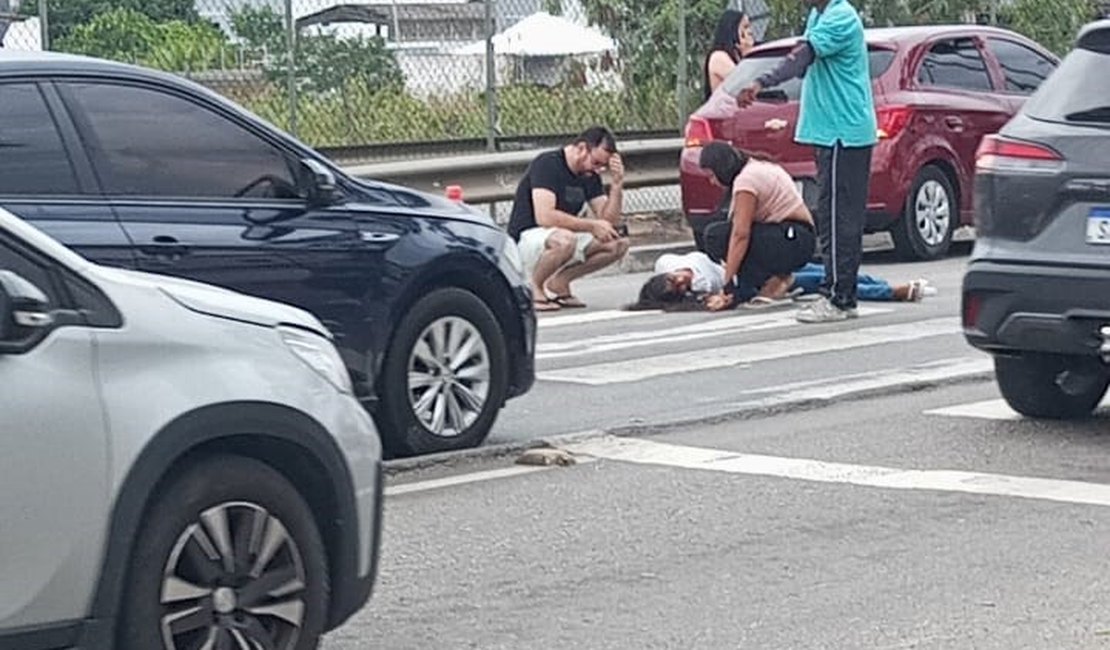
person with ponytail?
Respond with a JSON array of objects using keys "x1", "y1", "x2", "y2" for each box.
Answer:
[{"x1": 697, "y1": 141, "x2": 816, "y2": 312}]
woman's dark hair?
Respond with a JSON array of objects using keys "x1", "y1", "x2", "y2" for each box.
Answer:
[
  {"x1": 699, "y1": 141, "x2": 751, "y2": 187},
  {"x1": 703, "y1": 9, "x2": 746, "y2": 99},
  {"x1": 625, "y1": 274, "x2": 706, "y2": 312},
  {"x1": 710, "y1": 10, "x2": 745, "y2": 60}
]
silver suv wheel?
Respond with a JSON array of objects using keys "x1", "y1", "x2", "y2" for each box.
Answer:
[{"x1": 160, "y1": 502, "x2": 308, "y2": 650}]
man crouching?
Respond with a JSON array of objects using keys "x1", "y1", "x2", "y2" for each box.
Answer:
[{"x1": 507, "y1": 126, "x2": 629, "y2": 311}]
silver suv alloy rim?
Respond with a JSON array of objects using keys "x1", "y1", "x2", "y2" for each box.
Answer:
[
  {"x1": 915, "y1": 179, "x2": 951, "y2": 247},
  {"x1": 160, "y1": 502, "x2": 308, "y2": 650},
  {"x1": 407, "y1": 315, "x2": 491, "y2": 437}
]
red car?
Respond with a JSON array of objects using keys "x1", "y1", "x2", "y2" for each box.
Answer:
[{"x1": 680, "y1": 25, "x2": 1059, "y2": 260}]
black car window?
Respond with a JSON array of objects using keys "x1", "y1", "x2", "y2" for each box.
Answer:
[
  {"x1": 64, "y1": 82, "x2": 300, "y2": 200},
  {"x1": 987, "y1": 39, "x2": 1056, "y2": 94},
  {"x1": 0, "y1": 235, "x2": 59, "y2": 309},
  {"x1": 917, "y1": 38, "x2": 993, "y2": 92},
  {"x1": 0, "y1": 84, "x2": 81, "y2": 196}
]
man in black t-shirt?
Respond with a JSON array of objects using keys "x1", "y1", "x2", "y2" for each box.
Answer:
[{"x1": 507, "y1": 126, "x2": 629, "y2": 311}]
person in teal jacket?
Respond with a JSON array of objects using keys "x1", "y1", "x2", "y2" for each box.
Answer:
[{"x1": 736, "y1": 0, "x2": 877, "y2": 324}]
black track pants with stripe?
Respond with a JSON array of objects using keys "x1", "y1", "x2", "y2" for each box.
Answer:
[{"x1": 813, "y1": 141, "x2": 873, "y2": 310}]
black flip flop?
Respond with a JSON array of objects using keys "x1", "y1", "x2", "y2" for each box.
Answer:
[{"x1": 550, "y1": 295, "x2": 587, "y2": 309}]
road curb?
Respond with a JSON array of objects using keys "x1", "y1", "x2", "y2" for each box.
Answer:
[{"x1": 383, "y1": 367, "x2": 994, "y2": 475}]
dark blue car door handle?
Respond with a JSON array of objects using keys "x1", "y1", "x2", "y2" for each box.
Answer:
[
  {"x1": 138, "y1": 235, "x2": 190, "y2": 259},
  {"x1": 359, "y1": 231, "x2": 400, "y2": 244}
]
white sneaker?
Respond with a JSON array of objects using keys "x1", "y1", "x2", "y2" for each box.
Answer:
[
  {"x1": 907, "y1": 279, "x2": 936, "y2": 301},
  {"x1": 796, "y1": 297, "x2": 853, "y2": 323}
]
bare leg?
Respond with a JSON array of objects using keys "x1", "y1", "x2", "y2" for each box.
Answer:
[
  {"x1": 531, "y1": 229, "x2": 577, "y2": 299},
  {"x1": 546, "y1": 239, "x2": 630, "y2": 297},
  {"x1": 756, "y1": 274, "x2": 794, "y2": 300}
]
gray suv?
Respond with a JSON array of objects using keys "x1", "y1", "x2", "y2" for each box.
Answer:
[
  {"x1": 963, "y1": 20, "x2": 1110, "y2": 418},
  {"x1": 0, "y1": 209, "x2": 382, "y2": 649}
]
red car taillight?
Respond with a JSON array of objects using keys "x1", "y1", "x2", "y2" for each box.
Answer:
[
  {"x1": 976, "y1": 135, "x2": 1064, "y2": 174},
  {"x1": 684, "y1": 116, "x2": 714, "y2": 148},
  {"x1": 876, "y1": 105, "x2": 913, "y2": 140},
  {"x1": 962, "y1": 292, "x2": 982, "y2": 330}
]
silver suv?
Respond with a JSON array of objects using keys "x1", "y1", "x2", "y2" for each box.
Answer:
[{"x1": 0, "y1": 208, "x2": 382, "y2": 649}]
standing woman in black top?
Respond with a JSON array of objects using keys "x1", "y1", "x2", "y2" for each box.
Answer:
[{"x1": 703, "y1": 9, "x2": 755, "y2": 100}]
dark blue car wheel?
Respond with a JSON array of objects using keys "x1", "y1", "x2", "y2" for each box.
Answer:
[{"x1": 379, "y1": 288, "x2": 509, "y2": 456}]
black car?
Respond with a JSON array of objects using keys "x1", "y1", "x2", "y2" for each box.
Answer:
[
  {"x1": 0, "y1": 50, "x2": 536, "y2": 457},
  {"x1": 963, "y1": 20, "x2": 1110, "y2": 418}
]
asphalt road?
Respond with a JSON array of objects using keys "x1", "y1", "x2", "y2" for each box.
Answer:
[
  {"x1": 319, "y1": 244, "x2": 1110, "y2": 648},
  {"x1": 328, "y1": 380, "x2": 1110, "y2": 649},
  {"x1": 485, "y1": 243, "x2": 981, "y2": 447}
]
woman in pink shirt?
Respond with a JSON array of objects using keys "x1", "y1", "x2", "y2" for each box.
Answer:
[{"x1": 698, "y1": 141, "x2": 816, "y2": 311}]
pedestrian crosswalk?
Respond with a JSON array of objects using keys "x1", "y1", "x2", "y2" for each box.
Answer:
[
  {"x1": 926, "y1": 396, "x2": 1110, "y2": 420},
  {"x1": 537, "y1": 306, "x2": 891, "y2": 361},
  {"x1": 537, "y1": 308, "x2": 956, "y2": 385},
  {"x1": 530, "y1": 299, "x2": 1106, "y2": 422}
]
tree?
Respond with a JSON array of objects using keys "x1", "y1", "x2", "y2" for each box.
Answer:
[
  {"x1": 582, "y1": 0, "x2": 732, "y2": 120},
  {"x1": 28, "y1": 0, "x2": 199, "y2": 44},
  {"x1": 1002, "y1": 0, "x2": 1099, "y2": 54},
  {"x1": 582, "y1": 0, "x2": 992, "y2": 124},
  {"x1": 230, "y1": 6, "x2": 403, "y2": 95},
  {"x1": 56, "y1": 8, "x2": 231, "y2": 72}
]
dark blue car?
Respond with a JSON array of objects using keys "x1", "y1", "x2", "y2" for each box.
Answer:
[{"x1": 0, "y1": 50, "x2": 536, "y2": 457}]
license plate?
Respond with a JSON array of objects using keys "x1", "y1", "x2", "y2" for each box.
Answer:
[{"x1": 1087, "y1": 208, "x2": 1110, "y2": 245}]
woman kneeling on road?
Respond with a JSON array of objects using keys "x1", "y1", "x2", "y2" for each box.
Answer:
[{"x1": 697, "y1": 141, "x2": 816, "y2": 311}]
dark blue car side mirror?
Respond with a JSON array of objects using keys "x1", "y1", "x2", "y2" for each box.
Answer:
[{"x1": 299, "y1": 158, "x2": 344, "y2": 208}]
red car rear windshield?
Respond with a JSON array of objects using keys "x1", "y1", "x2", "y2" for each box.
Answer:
[{"x1": 720, "y1": 46, "x2": 896, "y2": 100}]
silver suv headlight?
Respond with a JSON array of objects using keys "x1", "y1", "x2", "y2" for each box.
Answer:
[{"x1": 278, "y1": 325, "x2": 353, "y2": 394}]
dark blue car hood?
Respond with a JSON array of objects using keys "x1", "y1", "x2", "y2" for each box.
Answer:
[{"x1": 349, "y1": 179, "x2": 501, "y2": 229}]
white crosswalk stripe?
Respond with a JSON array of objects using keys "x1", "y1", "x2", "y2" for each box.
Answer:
[
  {"x1": 925, "y1": 397, "x2": 1110, "y2": 420},
  {"x1": 539, "y1": 316, "x2": 961, "y2": 385},
  {"x1": 537, "y1": 306, "x2": 891, "y2": 360},
  {"x1": 538, "y1": 309, "x2": 659, "y2": 329}
]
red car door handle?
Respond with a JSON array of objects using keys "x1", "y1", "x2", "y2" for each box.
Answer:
[{"x1": 945, "y1": 116, "x2": 965, "y2": 131}]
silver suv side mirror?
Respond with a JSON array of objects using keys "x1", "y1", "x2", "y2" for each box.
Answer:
[{"x1": 0, "y1": 270, "x2": 53, "y2": 351}]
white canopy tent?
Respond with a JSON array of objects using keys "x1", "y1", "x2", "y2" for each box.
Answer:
[{"x1": 455, "y1": 11, "x2": 615, "y2": 57}]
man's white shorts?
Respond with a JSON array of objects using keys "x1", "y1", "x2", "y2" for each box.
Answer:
[{"x1": 517, "y1": 227, "x2": 594, "y2": 276}]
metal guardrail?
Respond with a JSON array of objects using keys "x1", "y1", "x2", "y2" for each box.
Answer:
[
  {"x1": 320, "y1": 129, "x2": 681, "y2": 165},
  {"x1": 344, "y1": 137, "x2": 686, "y2": 205}
]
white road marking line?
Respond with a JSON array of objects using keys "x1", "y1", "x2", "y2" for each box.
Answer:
[
  {"x1": 385, "y1": 465, "x2": 552, "y2": 496},
  {"x1": 560, "y1": 435, "x2": 1110, "y2": 509},
  {"x1": 729, "y1": 356, "x2": 992, "y2": 406},
  {"x1": 539, "y1": 317, "x2": 961, "y2": 385},
  {"x1": 538, "y1": 310, "x2": 657, "y2": 328},
  {"x1": 926, "y1": 396, "x2": 1110, "y2": 421},
  {"x1": 537, "y1": 307, "x2": 891, "y2": 359},
  {"x1": 925, "y1": 399, "x2": 1022, "y2": 421},
  {"x1": 737, "y1": 356, "x2": 987, "y2": 395}
]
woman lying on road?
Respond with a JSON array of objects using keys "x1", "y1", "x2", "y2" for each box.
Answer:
[{"x1": 627, "y1": 252, "x2": 934, "y2": 312}]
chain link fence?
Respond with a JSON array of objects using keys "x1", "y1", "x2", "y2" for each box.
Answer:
[
  {"x1": 9, "y1": 0, "x2": 1107, "y2": 161},
  {"x1": 8, "y1": 0, "x2": 781, "y2": 163}
]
